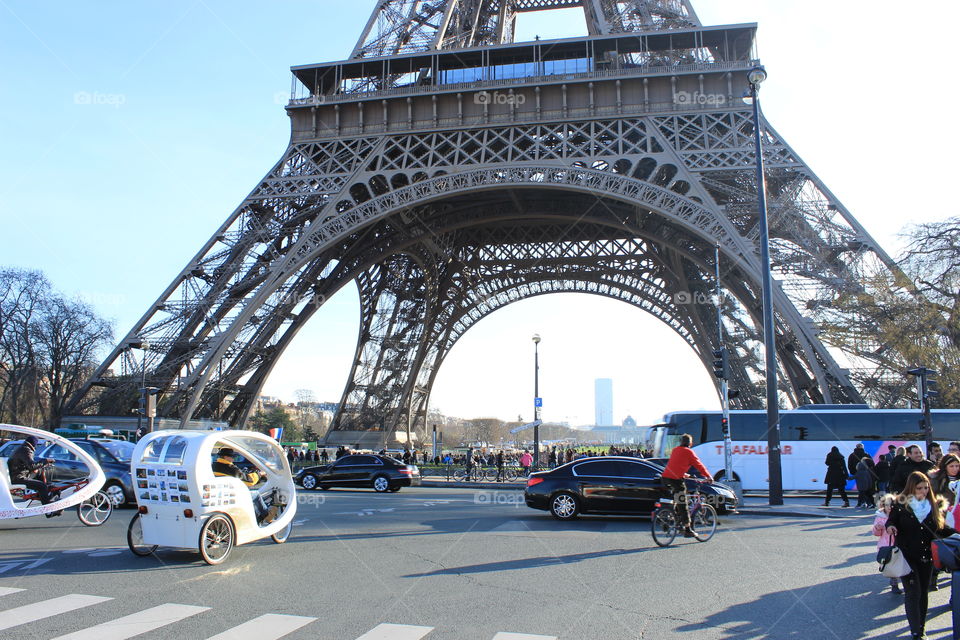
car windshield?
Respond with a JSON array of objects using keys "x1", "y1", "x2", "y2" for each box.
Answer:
[{"x1": 96, "y1": 439, "x2": 134, "y2": 462}]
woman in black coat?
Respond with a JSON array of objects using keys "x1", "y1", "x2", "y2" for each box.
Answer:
[
  {"x1": 824, "y1": 446, "x2": 850, "y2": 507},
  {"x1": 886, "y1": 471, "x2": 957, "y2": 639}
]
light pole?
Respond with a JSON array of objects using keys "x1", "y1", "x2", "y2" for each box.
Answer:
[
  {"x1": 748, "y1": 65, "x2": 783, "y2": 505},
  {"x1": 136, "y1": 339, "x2": 150, "y2": 438},
  {"x1": 532, "y1": 333, "x2": 541, "y2": 471}
]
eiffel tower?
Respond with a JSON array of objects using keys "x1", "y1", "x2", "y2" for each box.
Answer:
[{"x1": 67, "y1": 0, "x2": 911, "y2": 447}]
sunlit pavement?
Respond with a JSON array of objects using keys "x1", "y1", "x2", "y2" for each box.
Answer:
[{"x1": 0, "y1": 487, "x2": 948, "y2": 639}]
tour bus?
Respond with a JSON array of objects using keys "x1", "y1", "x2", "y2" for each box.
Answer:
[{"x1": 648, "y1": 406, "x2": 960, "y2": 491}]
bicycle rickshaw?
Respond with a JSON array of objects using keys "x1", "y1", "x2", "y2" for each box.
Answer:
[
  {"x1": 126, "y1": 430, "x2": 296, "y2": 565},
  {"x1": 0, "y1": 424, "x2": 111, "y2": 526}
]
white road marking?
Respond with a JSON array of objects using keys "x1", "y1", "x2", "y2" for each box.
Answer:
[
  {"x1": 0, "y1": 594, "x2": 112, "y2": 632},
  {"x1": 51, "y1": 603, "x2": 210, "y2": 639},
  {"x1": 205, "y1": 613, "x2": 317, "y2": 639},
  {"x1": 0, "y1": 587, "x2": 25, "y2": 597},
  {"x1": 492, "y1": 634, "x2": 558, "y2": 640},
  {"x1": 354, "y1": 623, "x2": 434, "y2": 639}
]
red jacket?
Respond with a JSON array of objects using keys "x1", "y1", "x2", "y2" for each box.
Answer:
[{"x1": 662, "y1": 445, "x2": 711, "y2": 481}]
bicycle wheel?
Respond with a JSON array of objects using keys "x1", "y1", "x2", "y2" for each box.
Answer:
[
  {"x1": 77, "y1": 491, "x2": 113, "y2": 526},
  {"x1": 692, "y1": 503, "x2": 718, "y2": 542},
  {"x1": 127, "y1": 514, "x2": 158, "y2": 557},
  {"x1": 651, "y1": 507, "x2": 677, "y2": 547},
  {"x1": 453, "y1": 468, "x2": 468, "y2": 481}
]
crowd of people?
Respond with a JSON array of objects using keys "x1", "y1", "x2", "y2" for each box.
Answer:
[{"x1": 842, "y1": 443, "x2": 960, "y2": 639}]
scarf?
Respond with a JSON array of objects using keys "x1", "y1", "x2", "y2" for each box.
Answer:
[{"x1": 909, "y1": 496, "x2": 932, "y2": 522}]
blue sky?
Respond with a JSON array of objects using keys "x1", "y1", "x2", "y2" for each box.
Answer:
[{"x1": 2, "y1": 1, "x2": 958, "y2": 427}]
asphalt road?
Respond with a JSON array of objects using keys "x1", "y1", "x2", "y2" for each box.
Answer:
[{"x1": 0, "y1": 487, "x2": 953, "y2": 639}]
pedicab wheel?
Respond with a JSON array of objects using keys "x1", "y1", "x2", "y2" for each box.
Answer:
[
  {"x1": 199, "y1": 513, "x2": 234, "y2": 565},
  {"x1": 692, "y1": 504, "x2": 718, "y2": 542},
  {"x1": 651, "y1": 508, "x2": 677, "y2": 547},
  {"x1": 77, "y1": 491, "x2": 113, "y2": 526},
  {"x1": 271, "y1": 521, "x2": 293, "y2": 544},
  {"x1": 127, "y1": 514, "x2": 158, "y2": 556}
]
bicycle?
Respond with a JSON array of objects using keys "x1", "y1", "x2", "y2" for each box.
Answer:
[
  {"x1": 12, "y1": 463, "x2": 113, "y2": 526},
  {"x1": 650, "y1": 483, "x2": 717, "y2": 547}
]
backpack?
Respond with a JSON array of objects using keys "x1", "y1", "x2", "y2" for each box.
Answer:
[{"x1": 932, "y1": 536, "x2": 960, "y2": 571}]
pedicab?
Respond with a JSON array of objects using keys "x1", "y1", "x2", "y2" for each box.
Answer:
[
  {"x1": 0, "y1": 424, "x2": 111, "y2": 526},
  {"x1": 126, "y1": 429, "x2": 296, "y2": 565}
]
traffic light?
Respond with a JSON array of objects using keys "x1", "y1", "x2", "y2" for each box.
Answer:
[
  {"x1": 907, "y1": 367, "x2": 939, "y2": 409},
  {"x1": 926, "y1": 372, "x2": 939, "y2": 400},
  {"x1": 712, "y1": 347, "x2": 729, "y2": 380},
  {"x1": 797, "y1": 426, "x2": 809, "y2": 440}
]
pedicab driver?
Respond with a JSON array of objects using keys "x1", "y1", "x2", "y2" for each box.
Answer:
[
  {"x1": 212, "y1": 447, "x2": 278, "y2": 525},
  {"x1": 8, "y1": 435, "x2": 62, "y2": 518},
  {"x1": 661, "y1": 434, "x2": 712, "y2": 538}
]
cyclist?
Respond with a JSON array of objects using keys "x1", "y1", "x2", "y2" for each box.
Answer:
[
  {"x1": 661, "y1": 433, "x2": 712, "y2": 538},
  {"x1": 8, "y1": 436, "x2": 62, "y2": 518}
]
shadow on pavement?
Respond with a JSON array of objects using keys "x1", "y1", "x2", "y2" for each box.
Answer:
[{"x1": 402, "y1": 546, "x2": 657, "y2": 577}]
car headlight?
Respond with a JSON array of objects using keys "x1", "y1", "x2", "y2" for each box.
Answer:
[{"x1": 715, "y1": 488, "x2": 734, "y2": 499}]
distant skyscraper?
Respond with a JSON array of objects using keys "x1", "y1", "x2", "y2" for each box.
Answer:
[{"x1": 595, "y1": 378, "x2": 613, "y2": 426}]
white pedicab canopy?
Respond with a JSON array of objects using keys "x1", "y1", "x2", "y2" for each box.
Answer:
[
  {"x1": 131, "y1": 429, "x2": 296, "y2": 546},
  {"x1": 0, "y1": 424, "x2": 106, "y2": 519}
]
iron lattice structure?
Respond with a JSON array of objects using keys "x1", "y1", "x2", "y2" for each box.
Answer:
[{"x1": 69, "y1": 0, "x2": 911, "y2": 446}]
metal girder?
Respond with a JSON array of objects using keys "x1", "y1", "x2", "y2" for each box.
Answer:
[{"x1": 68, "y1": 2, "x2": 915, "y2": 448}]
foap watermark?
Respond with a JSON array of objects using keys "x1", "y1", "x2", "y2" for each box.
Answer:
[
  {"x1": 674, "y1": 291, "x2": 730, "y2": 305},
  {"x1": 673, "y1": 91, "x2": 726, "y2": 106},
  {"x1": 74, "y1": 91, "x2": 126, "y2": 109},
  {"x1": 474, "y1": 90, "x2": 526, "y2": 106},
  {"x1": 297, "y1": 492, "x2": 326, "y2": 508},
  {"x1": 473, "y1": 491, "x2": 524, "y2": 506}
]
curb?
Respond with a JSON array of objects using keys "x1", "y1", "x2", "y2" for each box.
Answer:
[{"x1": 420, "y1": 480, "x2": 525, "y2": 490}]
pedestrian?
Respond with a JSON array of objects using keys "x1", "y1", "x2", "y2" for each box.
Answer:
[
  {"x1": 824, "y1": 446, "x2": 850, "y2": 507},
  {"x1": 856, "y1": 456, "x2": 877, "y2": 508},
  {"x1": 886, "y1": 444, "x2": 898, "y2": 463},
  {"x1": 929, "y1": 443, "x2": 944, "y2": 467},
  {"x1": 873, "y1": 493, "x2": 902, "y2": 595},
  {"x1": 520, "y1": 450, "x2": 533, "y2": 474},
  {"x1": 891, "y1": 445, "x2": 936, "y2": 495},
  {"x1": 950, "y1": 442, "x2": 960, "y2": 457},
  {"x1": 932, "y1": 454, "x2": 960, "y2": 505},
  {"x1": 496, "y1": 450, "x2": 504, "y2": 482},
  {"x1": 548, "y1": 447, "x2": 557, "y2": 469},
  {"x1": 321, "y1": 448, "x2": 329, "y2": 464},
  {"x1": 885, "y1": 471, "x2": 956, "y2": 639},
  {"x1": 848, "y1": 443, "x2": 866, "y2": 477},
  {"x1": 876, "y1": 454, "x2": 891, "y2": 494},
  {"x1": 465, "y1": 446, "x2": 474, "y2": 481}
]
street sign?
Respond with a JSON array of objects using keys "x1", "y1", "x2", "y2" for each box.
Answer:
[
  {"x1": 534, "y1": 397, "x2": 542, "y2": 407},
  {"x1": 510, "y1": 419, "x2": 542, "y2": 434}
]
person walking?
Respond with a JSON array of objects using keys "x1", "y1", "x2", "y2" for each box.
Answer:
[
  {"x1": 885, "y1": 471, "x2": 957, "y2": 639},
  {"x1": 519, "y1": 450, "x2": 533, "y2": 475},
  {"x1": 848, "y1": 443, "x2": 866, "y2": 477},
  {"x1": 824, "y1": 446, "x2": 850, "y2": 507},
  {"x1": 876, "y1": 454, "x2": 891, "y2": 494},
  {"x1": 890, "y1": 446, "x2": 907, "y2": 488},
  {"x1": 856, "y1": 456, "x2": 877, "y2": 508}
]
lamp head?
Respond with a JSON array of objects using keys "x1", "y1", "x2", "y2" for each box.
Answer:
[
  {"x1": 747, "y1": 66, "x2": 767, "y2": 87},
  {"x1": 532, "y1": 334, "x2": 541, "y2": 344}
]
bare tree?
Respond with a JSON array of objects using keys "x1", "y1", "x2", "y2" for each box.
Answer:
[{"x1": 0, "y1": 269, "x2": 50, "y2": 424}]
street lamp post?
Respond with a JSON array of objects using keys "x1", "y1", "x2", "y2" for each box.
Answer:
[
  {"x1": 136, "y1": 340, "x2": 150, "y2": 437},
  {"x1": 748, "y1": 65, "x2": 783, "y2": 505},
  {"x1": 532, "y1": 333, "x2": 541, "y2": 471}
]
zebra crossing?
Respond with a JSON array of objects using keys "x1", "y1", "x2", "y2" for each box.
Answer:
[{"x1": 0, "y1": 588, "x2": 557, "y2": 639}]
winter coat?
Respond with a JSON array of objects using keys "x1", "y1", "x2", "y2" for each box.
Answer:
[
  {"x1": 875, "y1": 459, "x2": 891, "y2": 484},
  {"x1": 848, "y1": 447, "x2": 867, "y2": 476},
  {"x1": 855, "y1": 459, "x2": 876, "y2": 492},
  {"x1": 885, "y1": 500, "x2": 956, "y2": 567},
  {"x1": 890, "y1": 458, "x2": 936, "y2": 495},
  {"x1": 824, "y1": 450, "x2": 848, "y2": 487}
]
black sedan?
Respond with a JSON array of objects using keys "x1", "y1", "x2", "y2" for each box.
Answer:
[
  {"x1": 39, "y1": 438, "x2": 136, "y2": 505},
  {"x1": 295, "y1": 454, "x2": 421, "y2": 492},
  {"x1": 524, "y1": 456, "x2": 737, "y2": 520}
]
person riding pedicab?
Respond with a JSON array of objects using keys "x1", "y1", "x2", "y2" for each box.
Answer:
[
  {"x1": 212, "y1": 447, "x2": 277, "y2": 525},
  {"x1": 8, "y1": 436, "x2": 62, "y2": 518}
]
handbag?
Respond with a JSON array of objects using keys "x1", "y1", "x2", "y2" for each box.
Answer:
[{"x1": 878, "y1": 537, "x2": 911, "y2": 578}]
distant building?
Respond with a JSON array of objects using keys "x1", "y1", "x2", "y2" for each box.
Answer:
[
  {"x1": 595, "y1": 378, "x2": 613, "y2": 426},
  {"x1": 623, "y1": 415, "x2": 637, "y2": 427}
]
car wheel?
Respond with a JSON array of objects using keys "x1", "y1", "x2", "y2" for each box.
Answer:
[
  {"x1": 388, "y1": 486, "x2": 401, "y2": 493},
  {"x1": 301, "y1": 474, "x2": 318, "y2": 490},
  {"x1": 549, "y1": 492, "x2": 579, "y2": 520},
  {"x1": 103, "y1": 481, "x2": 126, "y2": 506},
  {"x1": 372, "y1": 475, "x2": 391, "y2": 492}
]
